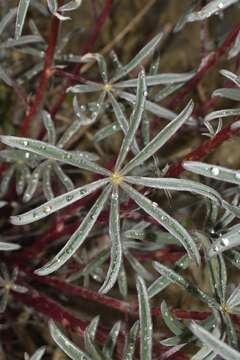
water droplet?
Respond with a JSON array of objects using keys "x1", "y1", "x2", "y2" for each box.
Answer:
[
  {"x1": 112, "y1": 192, "x2": 118, "y2": 200},
  {"x1": 144, "y1": 91, "x2": 148, "y2": 97},
  {"x1": 212, "y1": 245, "x2": 219, "y2": 253},
  {"x1": 235, "y1": 172, "x2": 240, "y2": 180},
  {"x1": 40, "y1": 145, "x2": 46, "y2": 150},
  {"x1": 221, "y1": 237, "x2": 229, "y2": 246},
  {"x1": 79, "y1": 189, "x2": 86, "y2": 195},
  {"x1": 43, "y1": 206, "x2": 52, "y2": 214},
  {"x1": 218, "y1": 2, "x2": 224, "y2": 9},
  {"x1": 64, "y1": 153, "x2": 72, "y2": 160},
  {"x1": 25, "y1": 152, "x2": 30, "y2": 159},
  {"x1": 152, "y1": 202, "x2": 158, "y2": 208},
  {"x1": 23, "y1": 140, "x2": 28, "y2": 146},
  {"x1": 66, "y1": 195, "x2": 73, "y2": 202},
  {"x1": 211, "y1": 167, "x2": 220, "y2": 176}
]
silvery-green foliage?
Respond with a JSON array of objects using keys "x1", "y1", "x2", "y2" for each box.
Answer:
[
  {"x1": 190, "y1": 322, "x2": 240, "y2": 360},
  {"x1": 49, "y1": 282, "x2": 151, "y2": 360},
  {"x1": 186, "y1": 0, "x2": 239, "y2": 22},
  {"x1": 24, "y1": 347, "x2": 46, "y2": 360},
  {"x1": 21, "y1": 110, "x2": 99, "y2": 202},
  {"x1": 0, "y1": 263, "x2": 27, "y2": 313},
  {"x1": 1, "y1": 90, "x2": 214, "y2": 292},
  {"x1": 0, "y1": 149, "x2": 37, "y2": 197},
  {"x1": 15, "y1": 0, "x2": 82, "y2": 38},
  {"x1": 67, "y1": 32, "x2": 195, "y2": 139},
  {"x1": 203, "y1": 70, "x2": 240, "y2": 132},
  {"x1": 50, "y1": 316, "x2": 137, "y2": 359}
]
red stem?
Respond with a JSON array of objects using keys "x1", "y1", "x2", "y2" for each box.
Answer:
[
  {"x1": 167, "y1": 22, "x2": 240, "y2": 111},
  {"x1": 50, "y1": 0, "x2": 113, "y2": 118},
  {"x1": 13, "y1": 285, "x2": 182, "y2": 359},
  {"x1": 166, "y1": 120, "x2": 240, "y2": 178},
  {"x1": 19, "y1": 1, "x2": 64, "y2": 136}
]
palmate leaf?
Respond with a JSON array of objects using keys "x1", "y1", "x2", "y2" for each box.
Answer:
[
  {"x1": 136, "y1": 276, "x2": 152, "y2": 360},
  {"x1": 115, "y1": 69, "x2": 146, "y2": 170},
  {"x1": 125, "y1": 176, "x2": 223, "y2": 205},
  {"x1": 114, "y1": 72, "x2": 195, "y2": 88},
  {"x1": 122, "y1": 100, "x2": 194, "y2": 175},
  {"x1": 35, "y1": 185, "x2": 111, "y2": 276},
  {"x1": 0, "y1": 135, "x2": 110, "y2": 176},
  {"x1": 49, "y1": 320, "x2": 91, "y2": 360},
  {"x1": 99, "y1": 188, "x2": 122, "y2": 294},
  {"x1": 186, "y1": 0, "x2": 239, "y2": 22},
  {"x1": 121, "y1": 182, "x2": 200, "y2": 264},
  {"x1": 190, "y1": 322, "x2": 240, "y2": 360},
  {"x1": 11, "y1": 179, "x2": 108, "y2": 225},
  {"x1": 112, "y1": 32, "x2": 163, "y2": 82},
  {"x1": 15, "y1": 0, "x2": 30, "y2": 39}
]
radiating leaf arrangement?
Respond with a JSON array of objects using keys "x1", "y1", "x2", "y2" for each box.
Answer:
[
  {"x1": 67, "y1": 33, "x2": 195, "y2": 143},
  {"x1": 1, "y1": 88, "x2": 216, "y2": 291},
  {"x1": 1, "y1": 0, "x2": 240, "y2": 359}
]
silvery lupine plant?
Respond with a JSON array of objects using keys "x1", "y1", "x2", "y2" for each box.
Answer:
[
  {"x1": 49, "y1": 276, "x2": 152, "y2": 360},
  {"x1": 67, "y1": 32, "x2": 195, "y2": 133},
  {"x1": 1, "y1": 70, "x2": 238, "y2": 295}
]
